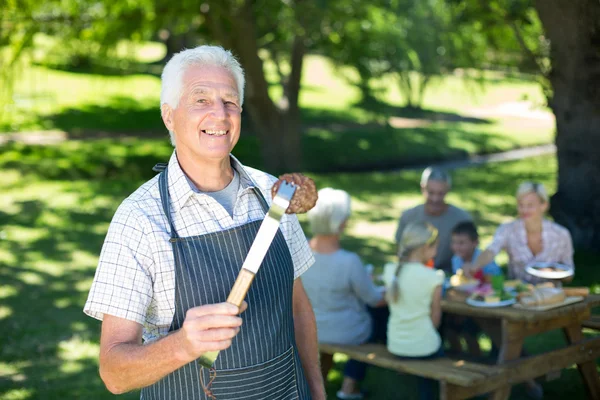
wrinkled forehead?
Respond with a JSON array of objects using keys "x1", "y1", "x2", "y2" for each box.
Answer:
[{"x1": 181, "y1": 64, "x2": 239, "y2": 96}]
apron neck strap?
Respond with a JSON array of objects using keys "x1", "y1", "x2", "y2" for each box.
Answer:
[
  {"x1": 251, "y1": 186, "x2": 270, "y2": 214},
  {"x1": 157, "y1": 166, "x2": 179, "y2": 239}
]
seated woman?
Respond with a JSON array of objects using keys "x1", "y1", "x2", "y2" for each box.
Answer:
[
  {"x1": 383, "y1": 222, "x2": 444, "y2": 400},
  {"x1": 301, "y1": 188, "x2": 386, "y2": 400},
  {"x1": 465, "y1": 181, "x2": 574, "y2": 284}
]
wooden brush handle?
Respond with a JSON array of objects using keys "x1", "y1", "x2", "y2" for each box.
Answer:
[
  {"x1": 227, "y1": 268, "x2": 256, "y2": 307},
  {"x1": 197, "y1": 269, "x2": 256, "y2": 368}
]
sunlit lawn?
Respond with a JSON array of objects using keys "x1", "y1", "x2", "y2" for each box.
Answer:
[
  {"x1": 1, "y1": 145, "x2": 598, "y2": 399},
  {"x1": 2, "y1": 41, "x2": 554, "y2": 175}
]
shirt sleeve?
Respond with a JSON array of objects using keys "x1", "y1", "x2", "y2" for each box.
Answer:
[
  {"x1": 451, "y1": 255, "x2": 462, "y2": 274},
  {"x1": 395, "y1": 213, "x2": 408, "y2": 244},
  {"x1": 281, "y1": 213, "x2": 315, "y2": 279},
  {"x1": 430, "y1": 269, "x2": 445, "y2": 292},
  {"x1": 83, "y1": 202, "x2": 154, "y2": 325},
  {"x1": 348, "y1": 254, "x2": 384, "y2": 306},
  {"x1": 559, "y1": 228, "x2": 575, "y2": 268},
  {"x1": 486, "y1": 223, "x2": 509, "y2": 256}
]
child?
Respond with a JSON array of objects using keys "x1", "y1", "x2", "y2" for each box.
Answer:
[
  {"x1": 383, "y1": 222, "x2": 444, "y2": 400},
  {"x1": 445, "y1": 221, "x2": 501, "y2": 356},
  {"x1": 451, "y1": 221, "x2": 502, "y2": 280}
]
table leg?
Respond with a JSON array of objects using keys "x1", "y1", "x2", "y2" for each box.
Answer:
[
  {"x1": 564, "y1": 324, "x2": 600, "y2": 400},
  {"x1": 489, "y1": 319, "x2": 524, "y2": 400}
]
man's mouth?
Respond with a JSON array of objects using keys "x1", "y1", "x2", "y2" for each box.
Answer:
[{"x1": 202, "y1": 129, "x2": 228, "y2": 137}]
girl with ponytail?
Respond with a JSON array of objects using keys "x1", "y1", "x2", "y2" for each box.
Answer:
[{"x1": 383, "y1": 222, "x2": 444, "y2": 400}]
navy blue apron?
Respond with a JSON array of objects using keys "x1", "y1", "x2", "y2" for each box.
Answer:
[{"x1": 140, "y1": 165, "x2": 311, "y2": 399}]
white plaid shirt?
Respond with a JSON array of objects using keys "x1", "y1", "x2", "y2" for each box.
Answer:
[
  {"x1": 84, "y1": 152, "x2": 314, "y2": 343},
  {"x1": 486, "y1": 219, "x2": 574, "y2": 283}
]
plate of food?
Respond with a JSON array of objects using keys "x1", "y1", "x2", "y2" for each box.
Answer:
[
  {"x1": 449, "y1": 270, "x2": 480, "y2": 292},
  {"x1": 525, "y1": 262, "x2": 574, "y2": 280},
  {"x1": 466, "y1": 286, "x2": 516, "y2": 308}
]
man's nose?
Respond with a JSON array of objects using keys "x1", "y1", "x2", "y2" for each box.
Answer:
[{"x1": 210, "y1": 101, "x2": 227, "y2": 119}]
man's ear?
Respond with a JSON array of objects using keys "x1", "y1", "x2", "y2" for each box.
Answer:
[{"x1": 161, "y1": 104, "x2": 174, "y2": 131}]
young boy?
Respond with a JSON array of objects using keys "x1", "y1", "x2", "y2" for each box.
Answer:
[
  {"x1": 444, "y1": 221, "x2": 502, "y2": 357},
  {"x1": 451, "y1": 221, "x2": 502, "y2": 279}
]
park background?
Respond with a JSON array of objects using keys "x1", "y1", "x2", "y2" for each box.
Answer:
[{"x1": 1, "y1": 1, "x2": 599, "y2": 399}]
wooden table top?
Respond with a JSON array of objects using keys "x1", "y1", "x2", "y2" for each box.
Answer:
[{"x1": 442, "y1": 292, "x2": 600, "y2": 322}]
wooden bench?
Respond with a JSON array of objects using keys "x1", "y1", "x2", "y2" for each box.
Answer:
[
  {"x1": 582, "y1": 315, "x2": 600, "y2": 330},
  {"x1": 320, "y1": 338, "x2": 600, "y2": 400}
]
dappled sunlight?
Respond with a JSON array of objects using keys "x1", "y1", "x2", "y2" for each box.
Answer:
[
  {"x1": 15, "y1": 271, "x2": 44, "y2": 286},
  {"x1": 1, "y1": 388, "x2": 34, "y2": 400},
  {"x1": 0, "y1": 305, "x2": 13, "y2": 320},
  {"x1": 0, "y1": 285, "x2": 18, "y2": 299},
  {"x1": 58, "y1": 336, "x2": 100, "y2": 361}
]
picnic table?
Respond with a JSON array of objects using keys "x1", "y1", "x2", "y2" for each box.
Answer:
[{"x1": 441, "y1": 291, "x2": 600, "y2": 399}]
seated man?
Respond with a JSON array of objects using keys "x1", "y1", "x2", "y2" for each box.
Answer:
[{"x1": 395, "y1": 167, "x2": 472, "y2": 273}]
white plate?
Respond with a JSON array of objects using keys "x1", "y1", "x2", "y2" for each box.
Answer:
[
  {"x1": 452, "y1": 282, "x2": 480, "y2": 292},
  {"x1": 525, "y1": 262, "x2": 574, "y2": 280},
  {"x1": 466, "y1": 297, "x2": 516, "y2": 308}
]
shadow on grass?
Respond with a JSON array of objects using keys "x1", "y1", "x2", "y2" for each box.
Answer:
[
  {"x1": 352, "y1": 97, "x2": 493, "y2": 125},
  {"x1": 0, "y1": 187, "x2": 142, "y2": 399}
]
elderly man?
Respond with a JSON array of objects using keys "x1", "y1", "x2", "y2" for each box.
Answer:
[
  {"x1": 395, "y1": 167, "x2": 472, "y2": 272},
  {"x1": 84, "y1": 45, "x2": 324, "y2": 399}
]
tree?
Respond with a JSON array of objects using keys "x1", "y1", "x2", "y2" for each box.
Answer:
[
  {"x1": 453, "y1": 0, "x2": 600, "y2": 250},
  {"x1": 534, "y1": 0, "x2": 600, "y2": 251}
]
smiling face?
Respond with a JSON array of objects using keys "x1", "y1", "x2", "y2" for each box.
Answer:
[
  {"x1": 161, "y1": 64, "x2": 242, "y2": 167},
  {"x1": 451, "y1": 233, "x2": 478, "y2": 261},
  {"x1": 422, "y1": 180, "x2": 449, "y2": 216},
  {"x1": 517, "y1": 192, "x2": 548, "y2": 221}
]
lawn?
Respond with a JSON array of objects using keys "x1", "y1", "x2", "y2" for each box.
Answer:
[
  {"x1": 2, "y1": 40, "x2": 554, "y2": 173},
  {"x1": 0, "y1": 142, "x2": 598, "y2": 399}
]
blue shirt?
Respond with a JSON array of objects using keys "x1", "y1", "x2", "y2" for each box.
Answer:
[{"x1": 451, "y1": 248, "x2": 501, "y2": 276}]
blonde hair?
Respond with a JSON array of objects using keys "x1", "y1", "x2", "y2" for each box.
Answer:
[
  {"x1": 516, "y1": 182, "x2": 549, "y2": 203},
  {"x1": 307, "y1": 188, "x2": 351, "y2": 235},
  {"x1": 389, "y1": 222, "x2": 438, "y2": 303}
]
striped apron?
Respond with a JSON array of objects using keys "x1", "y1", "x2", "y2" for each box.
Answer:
[{"x1": 140, "y1": 166, "x2": 311, "y2": 400}]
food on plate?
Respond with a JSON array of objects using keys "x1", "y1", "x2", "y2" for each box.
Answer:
[
  {"x1": 504, "y1": 280, "x2": 533, "y2": 293},
  {"x1": 485, "y1": 295, "x2": 500, "y2": 303},
  {"x1": 563, "y1": 287, "x2": 590, "y2": 297},
  {"x1": 271, "y1": 173, "x2": 318, "y2": 214},
  {"x1": 519, "y1": 287, "x2": 566, "y2": 307},
  {"x1": 449, "y1": 269, "x2": 479, "y2": 287},
  {"x1": 469, "y1": 286, "x2": 514, "y2": 303},
  {"x1": 532, "y1": 264, "x2": 563, "y2": 272},
  {"x1": 535, "y1": 282, "x2": 555, "y2": 289}
]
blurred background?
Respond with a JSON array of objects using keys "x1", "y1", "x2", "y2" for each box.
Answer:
[{"x1": 1, "y1": 0, "x2": 599, "y2": 399}]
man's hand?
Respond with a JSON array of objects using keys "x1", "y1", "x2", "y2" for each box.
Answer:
[{"x1": 176, "y1": 301, "x2": 247, "y2": 363}]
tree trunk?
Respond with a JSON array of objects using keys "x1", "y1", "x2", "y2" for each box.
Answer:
[
  {"x1": 206, "y1": 0, "x2": 304, "y2": 173},
  {"x1": 534, "y1": 0, "x2": 600, "y2": 250}
]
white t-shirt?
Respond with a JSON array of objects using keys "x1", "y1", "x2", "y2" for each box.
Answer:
[{"x1": 383, "y1": 262, "x2": 444, "y2": 357}]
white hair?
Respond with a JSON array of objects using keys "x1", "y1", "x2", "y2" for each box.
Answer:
[
  {"x1": 516, "y1": 182, "x2": 549, "y2": 203},
  {"x1": 307, "y1": 188, "x2": 351, "y2": 236},
  {"x1": 160, "y1": 45, "x2": 245, "y2": 146},
  {"x1": 420, "y1": 167, "x2": 452, "y2": 188}
]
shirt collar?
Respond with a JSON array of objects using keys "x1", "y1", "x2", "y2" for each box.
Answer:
[{"x1": 166, "y1": 151, "x2": 262, "y2": 213}]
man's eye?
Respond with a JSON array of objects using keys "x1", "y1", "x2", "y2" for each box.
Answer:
[{"x1": 197, "y1": 99, "x2": 207, "y2": 103}]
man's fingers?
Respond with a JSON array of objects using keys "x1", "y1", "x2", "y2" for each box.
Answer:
[
  {"x1": 239, "y1": 301, "x2": 248, "y2": 314},
  {"x1": 185, "y1": 315, "x2": 243, "y2": 331},
  {"x1": 186, "y1": 303, "x2": 241, "y2": 318},
  {"x1": 194, "y1": 327, "x2": 241, "y2": 342}
]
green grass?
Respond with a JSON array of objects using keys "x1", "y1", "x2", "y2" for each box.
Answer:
[
  {"x1": 2, "y1": 42, "x2": 554, "y2": 173},
  {"x1": 0, "y1": 143, "x2": 598, "y2": 399}
]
